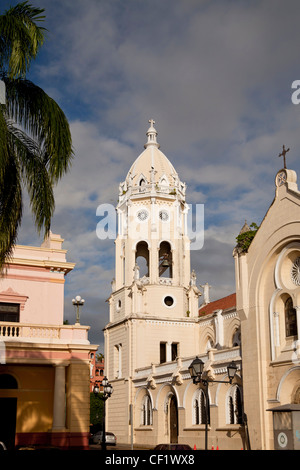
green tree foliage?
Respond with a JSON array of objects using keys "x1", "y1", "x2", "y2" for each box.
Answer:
[
  {"x1": 235, "y1": 222, "x2": 259, "y2": 253},
  {"x1": 90, "y1": 392, "x2": 104, "y2": 431},
  {"x1": 0, "y1": 1, "x2": 46, "y2": 79},
  {"x1": 0, "y1": 2, "x2": 73, "y2": 271}
]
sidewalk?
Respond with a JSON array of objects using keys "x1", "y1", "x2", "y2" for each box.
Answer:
[{"x1": 89, "y1": 443, "x2": 153, "y2": 451}]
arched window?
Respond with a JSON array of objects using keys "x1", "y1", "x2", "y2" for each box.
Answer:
[
  {"x1": 293, "y1": 387, "x2": 300, "y2": 404},
  {"x1": 205, "y1": 338, "x2": 214, "y2": 352},
  {"x1": 194, "y1": 397, "x2": 200, "y2": 425},
  {"x1": 159, "y1": 241, "x2": 172, "y2": 278},
  {"x1": 232, "y1": 328, "x2": 241, "y2": 347},
  {"x1": 142, "y1": 394, "x2": 153, "y2": 426},
  {"x1": 0, "y1": 374, "x2": 18, "y2": 389},
  {"x1": 139, "y1": 178, "x2": 147, "y2": 192},
  {"x1": 192, "y1": 389, "x2": 210, "y2": 425},
  {"x1": 158, "y1": 176, "x2": 169, "y2": 192},
  {"x1": 135, "y1": 241, "x2": 149, "y2": 278},
  {"x1": 114, "y1": 344, "x2": 122, "y2": 379},
  {"x1": 227, "y1": 385, "x2": 243, "y2": 424},
  {"x1": 285, "y1": 297, "x2": 297, "y2": 337}
]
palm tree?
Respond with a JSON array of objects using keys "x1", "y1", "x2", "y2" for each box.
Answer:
[{"x1": 0, "y1": 1, "x2": 73, "y2": 270}]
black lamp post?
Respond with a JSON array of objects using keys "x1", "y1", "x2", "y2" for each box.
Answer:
[
  {"x1": 93, "y1": 376, "x2": 113, "y2": 451},
  {"x1": 188, "y1": 356, "x2": 238, "y2": 450}
]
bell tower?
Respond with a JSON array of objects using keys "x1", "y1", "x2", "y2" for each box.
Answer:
[
  {"x1": 109, "y1": 119, "x2": 200, "y2": 323},
  {"x1": 104, "y1": 121, "x2": 201, "y2": 444}
]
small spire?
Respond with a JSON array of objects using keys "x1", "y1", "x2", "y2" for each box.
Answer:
[
  {"x1": 144, "y1": 119, "x2": 160, "y2": 148},
  {"x1": 239, "y1": 220, "x2": 250, "y2": 234}
]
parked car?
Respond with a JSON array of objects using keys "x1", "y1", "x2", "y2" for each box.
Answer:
[
  {"x1": 92, "y1": 431, "x2": 117, "y2": 446},
  {"x1": 153, "y1": 443, "x2": 192, "y2": 450}
]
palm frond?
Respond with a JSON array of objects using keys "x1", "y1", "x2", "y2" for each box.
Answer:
[
  {"x1": 7, "y1": 122, "x2": 55, "y2": 234},
  {"x1": 0, "y1": 1, "x2": 46, "y2": 78},
  {"x1": 0, "y1": 105, "x2": 10, "y2": 182},
  {"x1": 3, "y1": 76, "x2": 74, "y2": 181},
  {"x1": 0, "y1": 148, "x2": 22, "y2": 270}
]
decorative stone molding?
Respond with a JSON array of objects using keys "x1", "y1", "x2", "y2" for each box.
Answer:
[
  {"x1": 146, "y1": 375, "x2": 156, "y2": 389},
  {"x1": 0, "y1": 287, "x2": 28, "y2": 310}
]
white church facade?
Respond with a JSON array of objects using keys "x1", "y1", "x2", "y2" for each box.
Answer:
[
  {"x1": 104, "y1": 121, "x2": 300, "y2": 450},
  {"x1": 234, "y1": 164, "x2": 300, "y2": 450},
  {"x1": 104, "y1": 121, "x2": 245, "y2": 450}
]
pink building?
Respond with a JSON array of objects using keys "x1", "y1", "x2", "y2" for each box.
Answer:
[
  {"x1": 0, "y1": 232, "x2": 98, "y2": 450},
  {"x1": 89, "y1": 354, "x2": 105, "y2": 392}
]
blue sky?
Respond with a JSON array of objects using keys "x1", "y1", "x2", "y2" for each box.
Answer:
[{"x1": 3, "y1": 0, "x2": 300, "y2": 352}]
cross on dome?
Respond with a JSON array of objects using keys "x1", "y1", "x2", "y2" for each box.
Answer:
[{"x1": 145, "y1": 118, "x2": 159, "y2": 148}]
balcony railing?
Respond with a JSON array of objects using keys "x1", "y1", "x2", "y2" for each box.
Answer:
[
  {"x1": 133, "y1": 347, "x2": 242, "y2": 383},
  {"x1": 119, "y1": 183, "x2": 185, "y2": 202},
  {"x1": 0, "y1": 321, "x2": 90, "y2": 344}
]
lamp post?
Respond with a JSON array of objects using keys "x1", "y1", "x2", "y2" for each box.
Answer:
[
  {"x1": 93, "y1": 376, "x2": 113, "y2": 451},
  {"x1": 72, "y1": 295, "x2": 85, "y2": 324},
  {"x1": 188, "y1": 356, "x2": 237, "y2": 450}
]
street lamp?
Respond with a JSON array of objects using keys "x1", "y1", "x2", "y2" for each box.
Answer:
[
  {"x1": 72, "y1": 295, "x2": 85, "y2": 324},
  {"x1": 93, "y1": 376, "x2": 113, "y2": 451},
  {"x1": 188, "y1": 356, "x2": 238, "y2": 450}
]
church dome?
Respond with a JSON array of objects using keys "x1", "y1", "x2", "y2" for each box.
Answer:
[
  {"x1": 127, "y1": 119, "x2": 178, "y2": 187},
  {"x1": 118, "y1": 120, "x2": 186, "y2": 201}
]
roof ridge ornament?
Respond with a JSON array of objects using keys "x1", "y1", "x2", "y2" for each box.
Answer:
[{"x1": 144, "y1": 118, "x2": 160, "y2": 149}]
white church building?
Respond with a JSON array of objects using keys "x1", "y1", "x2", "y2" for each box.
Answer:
[
  {"x1": 104, "y1": 121, "x2": 300, "y2": 450},
  {"x1": 104, "y1": 121, "x2": 244, "y2": 450}
]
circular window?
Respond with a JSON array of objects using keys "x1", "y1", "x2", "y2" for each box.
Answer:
[
  {"x1": 291, "y1": 257, "x2": 300, "y2": 286},
  {"x1": 137, "y1": 209, "x2": 149, "y2": 222},
  {"x1": 275, "y1": 243, "x2": 300, "y2": 290},
  {"x1": 278, "y1": 432, "x2": 288, "y2": 448},
  {"x1": 164, "y1": 296, "x2": 174, "y2": 307},
  {"x1": 159, "y1": 210, "x2": 169, "y2": 222}
]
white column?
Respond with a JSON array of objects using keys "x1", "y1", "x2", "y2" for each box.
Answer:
[
  {"x1": 273, "y1": 312, "x2": 280, "y2": 347},
  {"x1": 52, "y1": 365, "x2": 66, "y2": 430},
  {"x1": 166, "y1": 342, "x2": 172, "y2": 362}
]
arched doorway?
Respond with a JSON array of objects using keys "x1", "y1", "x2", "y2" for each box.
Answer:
[
  {"x1": 0, "y1": 374, "x2": 18, "y2": 450},
  {"x1": 169, "y1": 395, "x2": 178, "y2": 443}
]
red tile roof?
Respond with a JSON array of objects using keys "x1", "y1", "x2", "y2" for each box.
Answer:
[{"x1": 198, "y1": 293, "x2": 236, "y2": 317}]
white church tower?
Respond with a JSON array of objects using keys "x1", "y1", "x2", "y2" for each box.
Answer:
[{"x1": 104, "y1": 120, "x2": 201, "y2": 444}]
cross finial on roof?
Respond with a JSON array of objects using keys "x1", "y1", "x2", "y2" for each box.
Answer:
[
  {"x1": 144, "y1": 119, "x2": 159, "y2": 148},
  {"x1": 278, "y1": 145, "x2": 290, "y2": 169}
]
